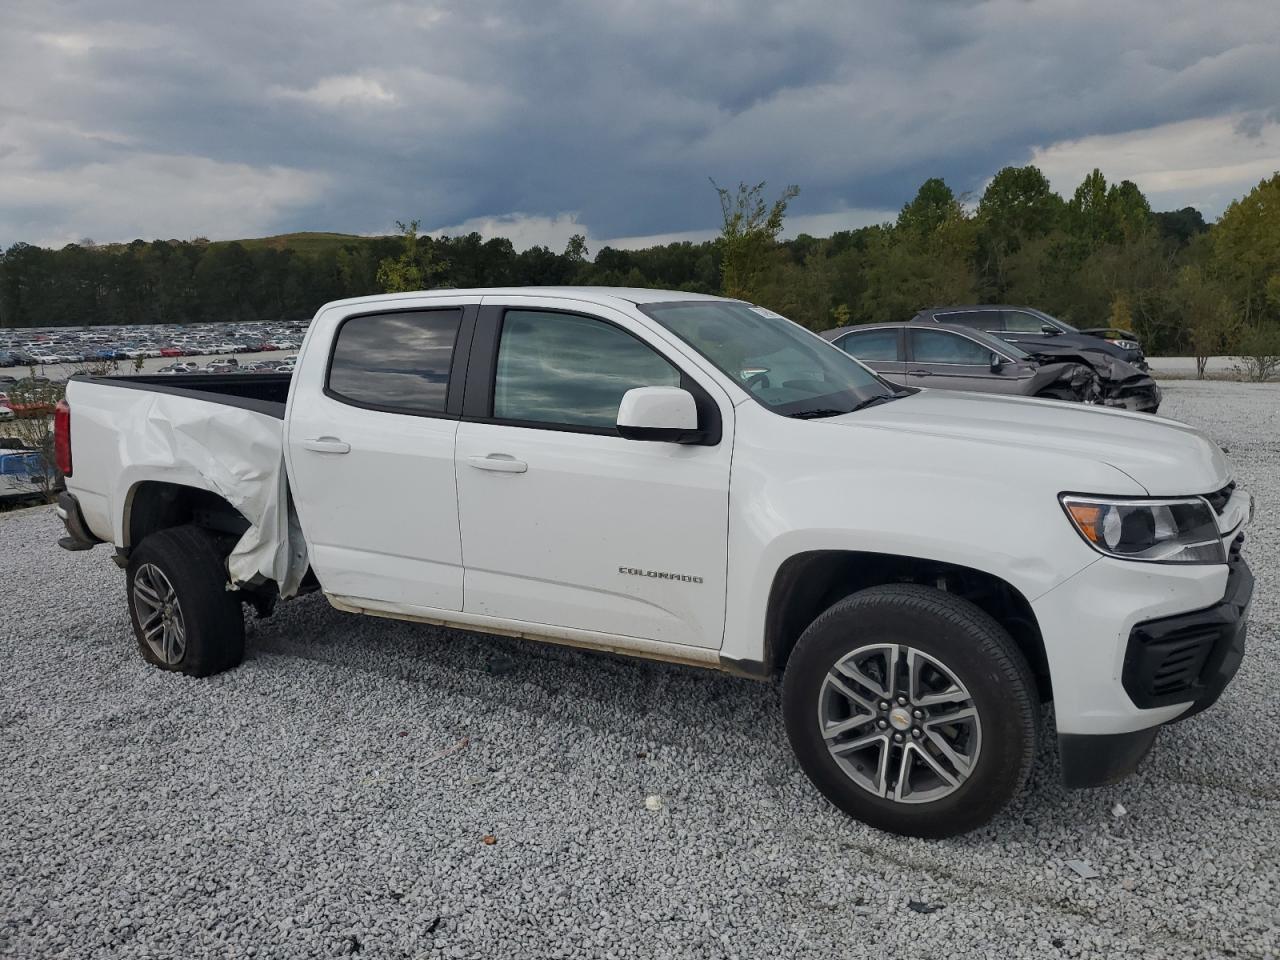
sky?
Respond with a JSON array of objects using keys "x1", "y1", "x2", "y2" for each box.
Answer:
[{"x1": 2, "y1": 0, "x2": 1278, "y2": 252}]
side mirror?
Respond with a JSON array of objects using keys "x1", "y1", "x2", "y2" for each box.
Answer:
[
  {"x1": 1040, "y1": 324, "x2": 1060, "y2": 336},
  {"x1": 989, "y1": 353, "x2": 1005, "y2": 372},
  {"x1": 617, "y1": 386, "x2": 701, "y2": 443}
]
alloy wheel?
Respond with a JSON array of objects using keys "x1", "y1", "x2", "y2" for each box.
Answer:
[
  {"x1": 131, "y1": 563, "x2": 187, "y2": 666},
  {"x1": 817, "y1": 643, "x2": 982, "y2": 803}
]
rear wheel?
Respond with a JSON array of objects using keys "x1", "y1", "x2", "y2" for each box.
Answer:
[
  {"x1": 126, "y1": 525, "x2": 245, "y2": 677},
  {"x1": 782, "y1": 584, "x2": 1038, "y2": 837}
]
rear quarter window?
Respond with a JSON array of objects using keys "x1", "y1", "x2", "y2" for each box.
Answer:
[
  {"x1": 326, "y1": 310, "x2": 462, "y2": 415},
  {"x1": 835, "y1": 329, "x2": 900, "y2": 362}
]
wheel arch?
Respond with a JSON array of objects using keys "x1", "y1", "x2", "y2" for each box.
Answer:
[
  {"x1": 122, "y1": 480, "x2": 250, "y2": 552},
  {"x1": 763, "y1": 550, "x2": 1051, "y2": 701}
]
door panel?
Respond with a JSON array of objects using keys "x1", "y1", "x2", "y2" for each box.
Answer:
[
  {"x1": 454, "y1": 299, "x2": 733, "y2": 648},
  {"x1": 286, "y1": 301, "x2": 475, "y2": 610},
  {"x1": 907, "y1": 328, "x2": 1011, "y2": 393}
]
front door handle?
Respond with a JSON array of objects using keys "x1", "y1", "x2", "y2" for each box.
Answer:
[
  {"x1": 468, "y1": 454, "x2": 528, "y2": 474},
  {"x1": 302, "y1": 437, "x2": 351, "y2": 454},
  {"x1": 908, "y1": 369, "x2": 932, "y2": 377}
]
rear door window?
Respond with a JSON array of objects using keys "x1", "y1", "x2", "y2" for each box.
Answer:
[
  {"x1": 326, "y1": 310, "x2": 462, "y2": 415},
  {"x1": 1002, "y1": 311, "x2": 1049, "y2": 333},
  {"x1": 835, "y1": 329, "x2": 900, "y2": 361}
]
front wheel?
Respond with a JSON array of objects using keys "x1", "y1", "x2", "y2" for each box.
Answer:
[{"x1": 782, "y1": 584, "x2": 1038, "y2": 837}]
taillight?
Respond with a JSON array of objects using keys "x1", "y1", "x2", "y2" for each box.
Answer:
[{"x1": 54, "y1": 399, "x2": 72, "y2": 477}]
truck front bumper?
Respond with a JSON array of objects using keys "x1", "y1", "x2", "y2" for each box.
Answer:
[{"x1": 1054, "y1": 549, "x2": 1253, "y2": 788}]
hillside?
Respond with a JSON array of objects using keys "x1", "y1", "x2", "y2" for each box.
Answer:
[{"x1": 212, "y1": 231, "x2": 390, "y2": 255}]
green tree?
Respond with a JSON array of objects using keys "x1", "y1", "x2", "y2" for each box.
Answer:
[
  {"x1": 711, "y1": 179, "x2": 799, "y2": 301},
  {"x1": 376, "y1": 220, "x2": 446, "y2": 293},
  {"x1": 897, "y1": 178, "x2": 963, "y2": 236},
  {"x1": 1176, "y1": 264, "x2": 1240, "y2": 377},
  {"x1": 977, "y1": 165, "x2": 1064, "y2": 296},
  {"x1": 1211, "y1": 173, "x2": 1280, "y2": 327}
]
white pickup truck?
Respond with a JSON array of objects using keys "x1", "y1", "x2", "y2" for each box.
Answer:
[{"x1": 54, "y1": 287, "x2": 1255, "y2": 837}]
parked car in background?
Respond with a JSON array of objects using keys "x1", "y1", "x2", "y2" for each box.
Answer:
[
  {"x1": 822, "y1": 323, "x2": 1098, "y2": 402},
  {"x1": 909, "y1": 305, "x2": 1148, "y2": 370},
  {"x1": 909, "y1": 306, "x2": 1160, "y2": 412},
  {"x1": 0, "y1": 450, "x2": 57, "y2": 502}
]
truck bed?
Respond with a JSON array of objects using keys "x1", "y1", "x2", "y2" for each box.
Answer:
[
  {"x1": 69, "y1": 372, "x2": 291, "y2": 418},
  {"x1": 63, "y1": 372, "x2": 304, "y2": 595}
]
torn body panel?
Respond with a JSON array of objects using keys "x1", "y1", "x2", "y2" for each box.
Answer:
[{"x1": 64, "y1": 377, "x2": 309, "y2": 596}]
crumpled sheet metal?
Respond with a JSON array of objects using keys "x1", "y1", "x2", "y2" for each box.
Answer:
[{"x1": 120, "y1": 392, "x2": 308, "y2": 596}]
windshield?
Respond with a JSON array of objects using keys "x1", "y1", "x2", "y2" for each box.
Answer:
[{"x1": 642, "y1": 301, "x2": 896, "y2": 417}]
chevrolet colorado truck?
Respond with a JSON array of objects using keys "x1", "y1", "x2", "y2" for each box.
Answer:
[{"x1": 54, "y1": 288, "x2": 1255, "y2": 837}]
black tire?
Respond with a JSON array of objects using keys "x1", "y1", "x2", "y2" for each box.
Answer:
[
  {"x1": 126, "y1": 524, "x2": 245, "y2": 677},
  {"x1": 782, "y1": 583, "x2": 1038, "y2": 838}
]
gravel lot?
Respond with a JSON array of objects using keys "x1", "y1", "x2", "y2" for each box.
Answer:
[{"x1": 2, "y1": 379, "x2": 1277, "y2": 960}]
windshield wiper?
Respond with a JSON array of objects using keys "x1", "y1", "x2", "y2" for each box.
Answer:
[
  {"x1": 787, "y1": 407, "x2": 847, "y2": 419},
  {"x1": 844, "y1": 391, "x2": 910, "y2": 414}
]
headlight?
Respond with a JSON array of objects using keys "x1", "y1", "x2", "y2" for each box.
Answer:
[
  {"x1": 1107, "y1": 338, "x2": 1140, "y2": 350},
  {"x1": 1060, "y1": 495, "x2": 1224, "y2": 563}
]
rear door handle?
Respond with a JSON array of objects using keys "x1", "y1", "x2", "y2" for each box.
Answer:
[
  {"x1": 302, "y1": 437, "x2": 351, "y2": 454},
  {"x1": 468, "y1": 454, "x2": 528, "y2": 474},
  {"x1": 908, "y1": 369, "x2": 932, "y2": 377}
]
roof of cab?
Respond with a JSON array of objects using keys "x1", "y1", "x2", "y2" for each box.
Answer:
[{"x1": 318, "y1": 286, "x2": 739, "y2": 313}]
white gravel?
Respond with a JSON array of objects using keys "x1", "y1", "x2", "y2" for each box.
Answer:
[{"x1": 2, "y1": 379, "x2": 1277, "y2": 959}]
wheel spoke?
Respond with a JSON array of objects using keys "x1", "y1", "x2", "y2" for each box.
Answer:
[
  {"x1": 133, "y1": 577, "x2": 162, "y2": 607},
  {"x1": 825, "y1": 671, "x2": 880, "y2": 713},
  {"x1": 884, "y1": 644, "x2": 901, "y2": 698},
  {"x1": 829, "y1": 730, "x2": 888, "y2": 756},
  {"x1": 822, "y1": 712, "x2": 875, "y2": 740},
  {"x1": 911, "y1": 740, "x2": 961, "y2": 788},
  {"x1": 925, "y1": 705, "x2": 978, "y2": 728},
  {"x1": 892, "y1": 742, "x2": 913, "y2": 801},
  {"x1": 924, "y1": 728, "x2": 973, "y2": 778},
  {"x1": 836, "y1": 656, "x2": 890, "y2": 700},
  {"x1": 821, "y1": 641, "x2": 982, "y2": 807}
]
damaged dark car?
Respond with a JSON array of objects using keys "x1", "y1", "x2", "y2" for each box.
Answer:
[
  {"x1": 821, "y1": 323, "x2": 1100, "y2": 403},
  {"x1": 906, "y1": 306, "x2": 1161, "y2": 413}
]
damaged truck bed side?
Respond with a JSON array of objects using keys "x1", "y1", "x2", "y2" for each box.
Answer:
[{"x1": 53, "y1": 287, "x2": 1250, "y2": 839}]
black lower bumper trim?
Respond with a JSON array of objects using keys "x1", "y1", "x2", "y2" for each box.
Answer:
[
  {"x1": 1059, "y1": 727, "x2": 1160, "y2": 789},
  {"x1": 1123, "y1": 554, "x2": 1253, "y2": 711},
  {"x1": 56, "y1": 491, "x2": 103, "y2": 552},
  {"x1": 1062, "y1": 553, "x2": 1253, "y2": 789}
]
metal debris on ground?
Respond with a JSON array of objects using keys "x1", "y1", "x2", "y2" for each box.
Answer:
[{"x1": 1065, "y1": 859, "x2": 1099, "y2": 879}]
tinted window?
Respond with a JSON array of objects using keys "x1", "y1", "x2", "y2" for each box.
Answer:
[
  {"x1": 1002, "y1": 310, "x2": 1050, "y2": 333},
  {"x1": 327, "y1": 310, "x2": 462, "y2": 414},
  {"x1": 910, "y1": 329, "x2": 995, "y2": 365},
  {"x1": 493, "y1": 311, "x2": 680, "y2": 429},
  {"x1": 934, "y1": 310, "x2": 999, "y2": 330},
  {"x1": 837, "y1": 329, "x2": 899, "y2": 362}
]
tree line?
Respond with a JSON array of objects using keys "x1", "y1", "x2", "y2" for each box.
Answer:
[{"x1": 2, "y1": 166, "x2": 1278, "y2": 361}]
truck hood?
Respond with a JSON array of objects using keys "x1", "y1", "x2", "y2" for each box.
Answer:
[{"x1": 829, "y1": 389, "x2": 1228, "y2": 495}]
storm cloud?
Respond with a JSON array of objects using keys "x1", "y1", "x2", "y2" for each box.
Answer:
[{"x1": 2, "y1": 0, "x2": 1277, "y2": 248}]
